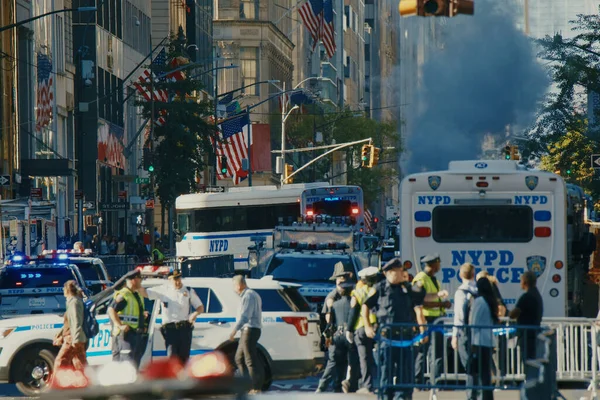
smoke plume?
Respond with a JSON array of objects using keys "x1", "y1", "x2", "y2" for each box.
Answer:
[{"x1": 404, "y1": 0, "x2": 548, "y2": 173}]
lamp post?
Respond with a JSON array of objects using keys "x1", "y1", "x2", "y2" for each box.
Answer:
[{"x1": 0, "y1": 7, "x2": 96, "y2": 33}]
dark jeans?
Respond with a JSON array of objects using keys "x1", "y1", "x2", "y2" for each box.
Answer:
[
  {"x1": 456, "y1": 332, "x2": 476, "y2": 400},
  {"x1": 317, "y1": 334, "x2": 360, "y2": 392},
  {"x1": 161, "y1": 321, "x2": 194, "y2": 364},
  {"x1": 235, "y1": 327, "x2": 262, "y2": 390},
  {"x1": 112, "y1": 330, "x2": 144, "y2": 369},
  {"x1": 471, "y1": 346, "x2": 493, "y2": 400},
  {"x1": 380, "y1": 341, "x2": 414, "y2": 400},
  {"x1": 355, "y1": 328, "x2": 376, "y2": 391},
  {"x1": 414, "y1": 318, "x2": 444, "y2": 385}
]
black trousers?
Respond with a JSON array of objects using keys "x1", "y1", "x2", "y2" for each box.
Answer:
[
  {"x1": 414, "y1": 317, "x2": 444, "y2": 385},
  {"x1": 235, "y1": 327, "x2": 262, "y2": 390},
  {"x1": 317, "y1": 333, "x2": 360, "y2": 392},
  {"x1": 471, "y1": 346, "x2": 493, "y2": 400},
  {"x1": 379, "y1": 340, "x2": 414, "y2": 400},
  {"x1": 112, "y1": 330, "x2": 144, "y2": 369},
  {"x1": 161, "y1": 322, "x2": 194, "y2": 364},
  {"x1": 355, "y1": 327, "x2": 375, "y2": 391}
]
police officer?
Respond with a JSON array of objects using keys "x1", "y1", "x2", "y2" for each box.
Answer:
[
  {"x1": 413, "y1": 253, "x2": 452, "y2": 386},
  {"x1": 362, "y1": 258, "x2": 425, "y2": 400},
  {"x1": 322, "y1": 262, "x2": 353, "y2": 320},
  {"x1": 108, "y1": 270, "x2": 146, "y2": 369},
  {"x1": 140, "y1": 269, "x2": 204, "y2": 364},
  {"x1": 316, "y1": 281, "x2": 360, "y2": 393},
  {"x1": 346, "y1": 266, "x2": 380, "y2": 394}
]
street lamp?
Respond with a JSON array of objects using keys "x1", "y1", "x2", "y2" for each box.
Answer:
[{"x1": 0, "y1": 7, "x2": 97, "y2": 33}]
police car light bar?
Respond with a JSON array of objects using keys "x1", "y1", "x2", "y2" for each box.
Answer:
[
  {"x1": 5, "y1": 254, "x2": 32, "y2": 265},
  {"x1": 41, "y1": 249, "x2": 94, "y2": 256},
  {"x1": 136, "y1": 265, "x2": 172, "y2": 277},
  {"x1": 278, "y1": 241, "x2": 349, "y2": 250}
]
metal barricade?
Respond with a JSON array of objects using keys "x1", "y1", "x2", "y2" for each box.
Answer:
[
  {"x1": 97, "y1": 255, "x2": 139, "y2": 280},
  {"x1": 376, "y1": 322, "x2": 562, "y2": 400}
]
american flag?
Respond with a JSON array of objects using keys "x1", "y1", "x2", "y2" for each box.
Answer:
[
  {"x1": 299, "y1": 0, "x2": 324, "y2": 50},
  {"x1": 36, "y1": 53, "x2": 54, "y2": 132},
  {"x1": 212, "y1": 112, "x2": 251, "y2": 185},
  {"x1": 322, "y1": 0, "x2": 336, "y2": 58},
  {"x1": 364, "y1": 209, "x2": 373, "y2": 233},
  {"x1": 132, "y1": 49, "x2": 178, "y2": 126}
]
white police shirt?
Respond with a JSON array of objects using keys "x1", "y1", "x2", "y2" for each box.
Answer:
[{"x1": 146, "y1": 285, "x2": 203, "y2": 324}]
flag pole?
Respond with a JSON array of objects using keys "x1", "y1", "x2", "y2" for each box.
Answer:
[{"x1": 247, "y1": 106, "x2": 252, "y2": 187}]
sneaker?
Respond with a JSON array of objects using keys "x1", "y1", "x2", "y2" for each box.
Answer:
[
  {"x1": 341, "y1": 380, "x2": 350, "y2": 393},
  {"x1": 356, "y1": 388, "x2": 373, "y2": 394},
  {"x1": 315, "y1": 388, "x2": 324, "y2": 393}
]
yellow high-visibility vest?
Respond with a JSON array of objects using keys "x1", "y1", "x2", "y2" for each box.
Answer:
[{"x1": 413, "y1": 271, "x2": 444, "y2": 317}]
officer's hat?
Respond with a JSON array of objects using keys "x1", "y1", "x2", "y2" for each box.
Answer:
[
  {"x1": 420, "y1": 253, "x2": 441, "y2": 264},
  {"x1": 329, "y1": 261, "x2": 351, "y2": 280},
  {"x1": 358, "y1": 266, "x2": 380, "y2": 279},
  {"x1": 381, "y1": 258, "x2": 403, "y2": 272},
  {"x1": 168, "y1": 269, "x2": 182, "y2": 279},
  {"x1": 126, "y1": 270, "x2": 142, "y2": 280}
]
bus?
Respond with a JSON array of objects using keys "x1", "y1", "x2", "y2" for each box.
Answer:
[
  {"x1": 400, "y1": 160, "x2": 568, "y2": 317},
  {"x1": 175, "y1": 183, "x2": 329, "y2": 269},
  {"x1": 300, "y1": 185, "x2": 366, "y2": 231}
]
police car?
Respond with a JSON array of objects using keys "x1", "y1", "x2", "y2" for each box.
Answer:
[
  {"x1": 0, "y1": 254, "x2": 92, "y2": 319},
  {"x1": 41, "y1": 251, "x2": 113, "y2": 295},
  {"x1": 262, "y1": 241, "x2": 363, "y2": 314},
  {"x1": 0, "y1": 274, "x2": 323, "y2": 396}
]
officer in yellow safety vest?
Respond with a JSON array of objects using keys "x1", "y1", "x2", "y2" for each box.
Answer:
[
  {"x1": 346, "y1": 266, "x2": 380, "y2": 394},
  {"x1": 108, "y1": 270, "x2": 146, "y2": 369},
  {"x1": 412, "y1": 253, "x2": 452, "y2": 386}
]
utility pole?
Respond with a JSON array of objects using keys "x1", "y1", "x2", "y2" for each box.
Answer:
[
  {"x1": 281, "y1": 82, "x2": 286, "y2": 185},
  {"x1": 212, "y1": 55, "x2": 219, "y2": 186},
  {"x1": 149, "y1": 34, "x2": 156, "y2": 253},
  {"x1": 246, "y1": 106, "x2": 253, "y2": 186}
]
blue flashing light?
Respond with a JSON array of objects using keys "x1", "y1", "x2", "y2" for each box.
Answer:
[
  {"x1": 414, "y1": 211, "x2": 432, "y2": 222},
  {"x1": 534, "y1": 210, "x2": 552, "y2": 222},
  {"x1": 12, "y1": 255, "x2": 24, "y2": 262},
  {"x1": 58, "y1": 254, "x2": 69, "y2": 260}
]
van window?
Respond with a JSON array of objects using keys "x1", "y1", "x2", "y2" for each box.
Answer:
[
  {"x1": 255, "y1": 288, "x2": 310, "y2": 312},
  {"x1": 192, "y1": 288, "x2": 223, "y2": 313}
]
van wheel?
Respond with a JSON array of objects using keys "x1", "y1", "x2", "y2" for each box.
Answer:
[
  {"x1": 14, "y1": 348, "x2": 55, "y2": 396},
  {"x1": 225, "y1": 345, "x2": 272, "y2": 391}
]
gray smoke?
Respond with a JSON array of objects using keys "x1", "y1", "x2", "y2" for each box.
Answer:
[{"x1": 404, "y1": 0, "x2": 548, "y2": 173}]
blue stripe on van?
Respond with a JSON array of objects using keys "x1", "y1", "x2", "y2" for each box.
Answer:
[{"x1": 186, "y1": 232, "x2": 274, "y2": 240}]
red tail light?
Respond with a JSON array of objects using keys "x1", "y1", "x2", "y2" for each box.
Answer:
[
  {"x1": 306, "y1": 296, "x2": 325, "y2": 303},
  {"x1": 282, "y1": 316, "x2": 308, "y2": 336},
  {"x1": 415, "y1": 227, "x2": 431, "y2": 237},
  {"x1": 101, "y1": 284, "x2": 108, "y2": 290},
  {"x1": 141, "y1": 357, "x2": 184, "y2": 380},
  {"x1": 476, "y1": 182, "x2": 489, "y2": 188},
  {"x1": 306, "y1": 210, "x2": 314, "y2": 216},
  {"x1": 535, "y1": 227, "x2": 551, "y2": 237},
  {"x1": 403, "y1": 261, "x2": 412, "y2": 269},
  {"x1": 552, "y1": 274, "x2": 561, "y2": 283}
]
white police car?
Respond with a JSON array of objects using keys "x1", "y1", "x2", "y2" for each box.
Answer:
[
  {"x1": 0, "y1": 275, "x2": 323, "y2": 396},
  {"x1": 0, "y1": 255, "x2": 91, "y2": 319}
]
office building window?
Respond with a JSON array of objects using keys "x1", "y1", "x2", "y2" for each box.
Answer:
[
  {"x1": 55, "y1": 16, "x2": 65, "y2": 73},
  {"x1": 240, "y1": 47, "x2": 258, "y2": 95},
  {"x1": 240, "y1": 0, "x2": 256, "y2": 19},
  {"x1": 64, "y1": 0, "x2": 73, "y2": 65}
]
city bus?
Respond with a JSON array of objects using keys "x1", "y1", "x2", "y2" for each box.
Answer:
[
  {"x1": 400, "y1": 160, "x2": 568, "y2": 317},
  {"x1": 300, "y1": 185, "x2": 366, "y2": 231},
  {"x1": 175, "y1": 183, "x2": 329, "y2": 269}
]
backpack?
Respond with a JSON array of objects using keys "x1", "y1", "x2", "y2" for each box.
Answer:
[
  {"x1": 82, "y1": 299, "x2": 100, "y2": 339},
  {"x1": 460, "y1": 288, "x2": 476, "y2": 330}
]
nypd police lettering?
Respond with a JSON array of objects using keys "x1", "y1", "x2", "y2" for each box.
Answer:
[
  {"x1": 417, "y1": 196, "x2": 451, "y2": 205},
  {"x1": 514, "y1": 195, "x2": 547, "y2": 205},
  {"x1": 442, "y1": 267, "x2": 524, "y2": 284},
  {"x1": 451, "y1": 250, "x2": 514, "y2": 266},
  {"x1": 209, "y1": 239, "x2": 229, "y2": 252},
  {"x1": 88, "y1": 329, "x2": 111, "y2": 349},
  {"x1": 305, "y1": 195, "x2": 358, "y2": 203},
  {"x1": 31, "y1": 324, "x2": 57, "y2": 330}
]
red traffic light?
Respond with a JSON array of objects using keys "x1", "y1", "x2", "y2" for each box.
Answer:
[{"x1": 373, "y1": 217, "x2": 379, "y2": 223}]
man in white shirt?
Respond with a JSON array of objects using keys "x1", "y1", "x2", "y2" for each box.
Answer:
[
  {"x1": 451, "y1": 263, "x2": 477, "y2": 400},
  {"x1": 140, "y1": 270, "x2": 204, "y2": 363}
]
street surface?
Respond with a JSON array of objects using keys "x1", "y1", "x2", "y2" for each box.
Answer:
[{"x1": 0, "y1": 378, "x2": 593, "y2": 400}]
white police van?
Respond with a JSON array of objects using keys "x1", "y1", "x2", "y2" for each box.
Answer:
[
  {"x1": 0, "y1": 275, "x2": 323, "y2": 396},
  {"x1": 0, "y1": 255, "x2": 91, "y2": 319}
]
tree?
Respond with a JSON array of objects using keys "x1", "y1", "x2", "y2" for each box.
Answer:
[
  {"x1": 285, "y1": 108, "x2": 401, "y2": 206},
  {"x1": 136, "y1": 27, "x2": 216, "y2": 212}
]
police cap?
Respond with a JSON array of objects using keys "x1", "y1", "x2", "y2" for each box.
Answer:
[
  {"x1": 126, "y1": 270, "x2": 142, "y2": 280},
  {"x1": 168, "y1": 269, "x2": 182, "y2": 279},
  {"x1": 421, "y1": 253, "x2": 441, "y2": 264},
  {"x1": 358, "y1": 266, "x2": 380, "y2": 279},
  {"x1": 382, "y1": 258, "x2": 403, "y2": 272}
]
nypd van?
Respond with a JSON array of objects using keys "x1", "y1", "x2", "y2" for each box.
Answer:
[{"x1": 0, "y1": 276, "x2": 323, "y2": 396}]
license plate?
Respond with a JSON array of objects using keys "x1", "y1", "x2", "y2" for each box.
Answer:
[{"x1": 29, "y1": 298, "x2": 46, "y2": 307}]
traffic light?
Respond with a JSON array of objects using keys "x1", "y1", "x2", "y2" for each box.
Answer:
[
  {"x1": 502, "y1": 145, "x2": 511, "y2": 160},
  {"x1": 361, "y1": 145, "x2": 371, "y2": 168},
  {"x1": 284, "y1": 164, "x2": 294, "y2": 184},
  {"x1": 370, "y1": 146, "x2": 381, "y2": 167},
  {"x1": 143, "y1": 148, "x2": 155, "y2": 171},
  {"x1": 567, "y1": 169, "x2": 572, "y2": 175},
  {"x1": 398, "y1": 0, "x2": 474, "y2": 17},
  {"x1": 510, "y1": 145, "x2": 520, "y2": 161},
  {"x1": 220, "y1": 156, "x2": 228, "y2": 174}
]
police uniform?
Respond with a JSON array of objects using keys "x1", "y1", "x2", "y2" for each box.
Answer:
[
  {"x1": 317, "y1": 281, "x2": 360, "y2": 393},
  {"x1": 364, "y1": 258, "x2": 425, "y2": 400},
  {"x1": 109, "y1": 270, "x2": 146, "y2": 368},
  {"x1": 146, "y1": 270, "x2": 203, "y2": 364},
  {"x1": 413, "y1": 253, "x2": 445, "y2": 386},
  {"x1": 347, "y1": 266, "x2": 379, "y2": 393}
]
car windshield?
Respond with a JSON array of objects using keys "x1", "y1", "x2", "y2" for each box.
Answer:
[
  {"x1": 69, "y1": 260, "x2": 100, "y2": 280},
  {"x1": 0, "y1": 267, "x2": 75, "y2": 289},
  {"x1": 265, "y1": 255, "x2": 354, "y2": 283}
]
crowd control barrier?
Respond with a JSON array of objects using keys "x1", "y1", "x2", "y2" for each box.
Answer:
[{"x1": 375, "y1": 322, "x2": 564, "y2": 400}]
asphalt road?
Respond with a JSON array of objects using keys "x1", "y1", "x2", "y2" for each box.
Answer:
[{"x1": 0, "y1": 379, "x2": 595, "y2": 400}]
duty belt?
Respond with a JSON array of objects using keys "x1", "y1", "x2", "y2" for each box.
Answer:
[
  {"x1": 163, "y1": 321, "x2": 192, "y2": 329},
  {"x1": 379, "y1": 326, "x2": 414, "y2": 339}
]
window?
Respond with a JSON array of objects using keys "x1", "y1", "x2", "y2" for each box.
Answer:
[
  {"x1": 240, "y1": 47, "x2": 258, "y2": 95},
  {"x1": 344, "y1": 6, "x2": 349, "y2": 31},
  {"x1": 432, "y1": 206, "x2": 533, "y2": 243},
  {"x1": 55, "y1": 16, "x2": 65, "y2": 73},
  {"x1": 192, "y1": 203, "x2": 299, "y2": 233},
  {"x1": 254, "y1": 289, "x2": 302, "y2": 312},
  {"x1": 239, "y1": 0, "x2": 256, "y2": 19},
  {"x1": 265, "y1": 255, "x2": 355, "y2": 283},
  {"x1": 192, "y1": 288, "x2": 224, "y2": 313},
  {"x1": 0, "y1": 267, "x2": 77, "y2": 289},
  {"x1": 70, "y1": 260, "x2": 102, "y2": 280}
]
